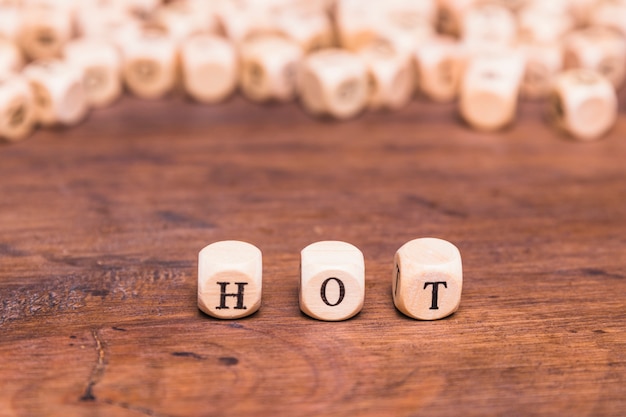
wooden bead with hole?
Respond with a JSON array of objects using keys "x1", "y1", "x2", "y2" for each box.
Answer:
[
  {"x1": 300, "y1": 241, "x2": 365, "y2": 321},
  {"x1": 180, "y1": 34, "x2": 238, "y2": 104},
  {"x1": 64, "y1": 39, "x2": 122, "y2": 108},
  {"x1": 459, "y1": 53, "x2": 524, "y2": 131},
  {"x1": 393, "y1": 237, "x2": 463, "y2": 320},
  {"x1": 0, "y1": 74, "x2": 36, "y2": 142},
  {"x1": 550, "y1": 69, "x2": 617, "y2": 141},
  {"x1": 298, "y1": 48, "x2": 368, "y2": 119},
  {"x1": 23, "y1": 59, "x2": 88, "y2": 127},
  {"x1": 239, "y1": 35, "x2": 303, "y2": 103},
  {"x1": 197, "y1": 241, "x2": 262, "y2": 320}
]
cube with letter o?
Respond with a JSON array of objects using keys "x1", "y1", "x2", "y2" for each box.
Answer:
[{"x1": 300, "y1": 241, "x2": 365, "y2": 321}]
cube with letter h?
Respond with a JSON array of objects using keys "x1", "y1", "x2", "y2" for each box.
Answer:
[
  {"x1": 198, "y1": 241, "x2": 262, "y2": 319},
  {"x1": 300, "y1": 241, "x2": 365, "y2": 321},
  {"x1": 393, "y1": 238, "x2": 462, "y2": 320}
]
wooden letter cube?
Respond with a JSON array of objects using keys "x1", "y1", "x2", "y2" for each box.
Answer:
[
  {"x1": 18, "y1": 4, "x2": 72, "y2": 60},
  {"x1": 519, "y1": 42, "x2": 563, "y2": 100},
  {"x1": 216, "y1": 1, "x2": 277, "y2": 44},
  {"x1": 550, "y1": 69, "x2": 617, "y2": 141},
  {"x1": 121, "y1": 29, "x2": 178, "y2": 99},
  {"x1": 459, "y1": 52, "x2": 524, "y2": 131},
  {"x1": 564, "y1": 27, "x2": 626, "y2": 89},
  {"x1": 414, "y1": 36, "x2": 466, "y2": 102},
  {"x1": 393, "y1": 238, "x2": 462, "y2": 320},
  {"x1": 336, "y1": 0, "x2": 434, "y2": 54},
  {"x1": 0, "y1": 74, "x2": 36, "y2": 142},
  {"x1": 0, "y1": 5, "x2": 22, "y2": 42},
  {"x1": 154, "y1": 1, "x2": 219, "y2": 44},
  {"x1": 358, "y1": 42, "x2": 414, "y2": 111},
  {"x1": 461, "y1": 3, "x2": 517, "y2": 54},
  {"x1": 23, "y1": 59, "x2": 88, "y2": 127},
  {"x1": 0, "y1": 38, "x2": 23, "y2": 77},
  {"x1": 273, "y1": 8, "x2": 334, "y2": 52},
  {"x1": 437, "y1": 0, "x2": 476, "y2": 37},
  {"x1": 300, "y1": 241, "x2": 365, "y2": 321},
  {"x1": 590, "y1": 0, "x2": 626, "y2": 37},
  {"x1": 64, "y1": 39, "x2": 123, "y2": 108},
  {"x1": 517, "y1": 5, "x2": 574, "y2": 45},
  {"x1": 239, "y1": 35, "x2": 303, "y2": 103},
  {"x1": 297, "y1": 48, "x2": 368, "y2": 119},
  {"x1": 335, "y1": 0, "x2": 384, "y2": 52},
  {"x1": 198, "y1": 241, "x2": 262, "y2": 319},
  {"x1": 181, "y1": 35, "x2": 238, "y2": 104}
]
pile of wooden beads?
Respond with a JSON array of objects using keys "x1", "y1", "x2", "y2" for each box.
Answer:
[
  {"x1": 198, "y1": 238, "x2": 463, "y2": 321},
  {"x1": 1, "y1": 0, "x2": 625, "y2": 143}
]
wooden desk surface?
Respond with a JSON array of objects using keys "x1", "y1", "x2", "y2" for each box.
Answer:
[{"x1": 1, "y1": 94, "x2": 624, "y2": 417}]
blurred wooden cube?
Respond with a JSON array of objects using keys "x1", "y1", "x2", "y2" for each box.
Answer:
[
  {"x1": 23, "y1": 59, "x2": 88, "y2": 126},
  {"x1": 181, "y1": 34, "x2": 238, "y2": 103},
  {"x1": 217, "y1": 0, "x2": 278, "y2": 44},
  {"x1": 75, "y1": 2, "x2": 140, "y2": 40},
  {"x1": 518, "y1": 42, "x2": 563, "y2": 100},
  {"x1": 297, "y1": 48, "x2": 368, "y2": 119},
  {"x1": 550, "y1": 69, "x2": 617, "y2": 141},
  {"x1": 64, "y1": 38, "x2": 123, "y2": 108},
  {"x1": 377, "y1": 0, "x2": 437, "y2": 54},
  {"x1": 239, "y1": 35, "x2": 303, "y2": 102},
  {"x1": 0, "y1": 74, "x2": 36, "y2": 142},
  {"x1": 570, "y1": 0, "x2": 598, "y2": 28},
  {"x1": 153, "y1": 1, "x2": 220, "y2": 44},
  {"x1": 335, "y1": 0, "x2": 382, "y2": 51},
  {"x1": 0, "y1": 38, "x2": 23, "y2": 77},
  {"x1": 358, "y1": 42, "x2": 414, "y2": 110},
  {"x1": 459, "y1": 52, "x2": 525, "y2": 131},
  {"x1": 336, "y1": 0, "x2": 434, "y2": 54},
  {"x1": 120, "y1": 28, "x2": 178, "y2": 99},
  {"x1": 18, "y1": 4, "x2": 73, "y2": 60},
  {"x1": 564, "y1": 27, "x2": 626, "y2": 89},
  {"x1": 273, "y1": 8, "x2": 334, "y2": 52},
  {"x1": 414, "y1": 36, "x2": 466, "y2": 102},
  {"x1": 436, "y1": 0, "x2": 476, "y2": 37},
  {"x1": 460, "y1": 3, "x2": 517, "y2": 54},
  {"x1": 0, "y1": 5, "x2": 22, "y2": 42},
  {"x1": 590, "y1": 0, "x2": 626, "y2": 36},
  {"x1": 517, "y1": 4, "x2": 574, "y2": 45}
]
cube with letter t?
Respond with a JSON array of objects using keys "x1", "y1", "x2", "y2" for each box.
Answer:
[{"x1": 393, "y1": 238, "x2": 462, "y2": 320}]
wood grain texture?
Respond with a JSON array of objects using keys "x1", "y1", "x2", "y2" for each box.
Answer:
[{"x1": 1, "y1": 93, "x2": 625, "y2": 417}]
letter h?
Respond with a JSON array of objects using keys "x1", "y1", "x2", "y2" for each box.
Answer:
[{"x1": 216, "y1": 282, "x2": 248, "y2": 310}]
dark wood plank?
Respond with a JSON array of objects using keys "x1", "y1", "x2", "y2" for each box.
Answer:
[{"x1": 1, "y1": 94, "x2": 624, "y2": 417}]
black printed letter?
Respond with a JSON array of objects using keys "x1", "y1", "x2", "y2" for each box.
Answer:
[
  {"x1": 216, "y1": 282, "x2": 248, "y2": 310},
  {"x1": 423, "y1": 281, "x2": 447, "y2": 310},
  {"x1": 320, "y1": 277, "x2": 345, "y2": 307}
]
